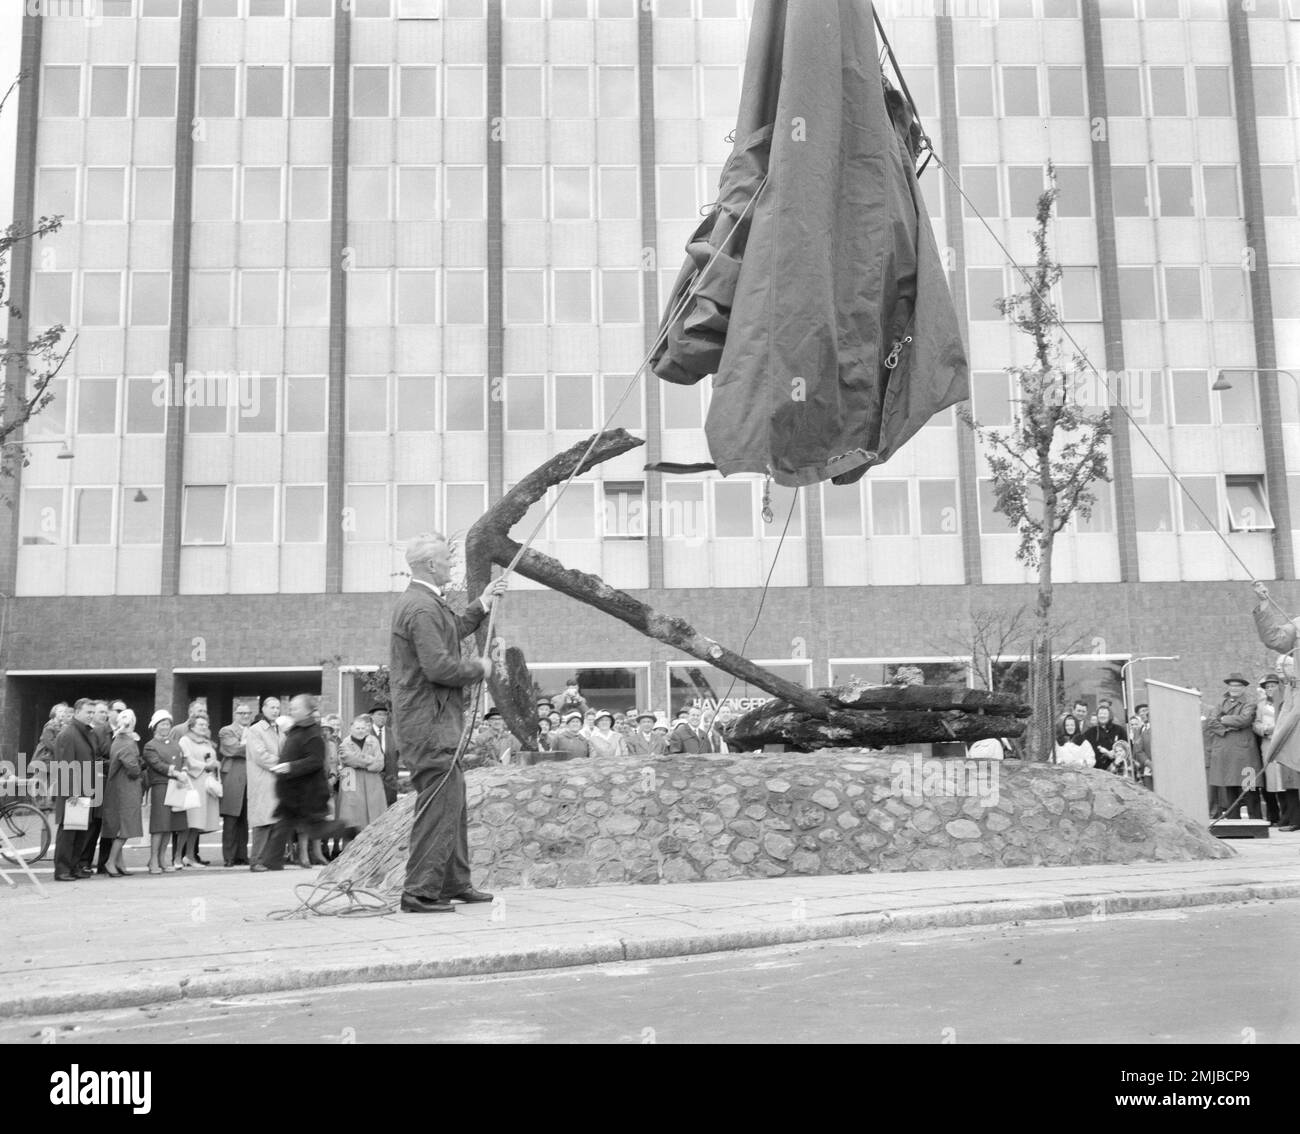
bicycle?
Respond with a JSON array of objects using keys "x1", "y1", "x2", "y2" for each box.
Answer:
[{"x1": 0, "y1": 787, "x2": 53, "y2": 866}]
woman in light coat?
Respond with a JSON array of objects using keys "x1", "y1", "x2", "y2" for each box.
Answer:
[
  {"x1": 244, "y1": 697, "x2": 283, "y2": 866},
  {"x1": 587, "y1": 711, "x2": 627, "y2": 758},
  {"x1": 100, "y1": 709, "x2": 144, "y2": 876},
  {"x1": 1251, "y1": 583, "x2": 1300, "y2": 828},
  {"x1": 177, "y1": 716, "x2": 221, "y2": 868},
  {"x1": 336, "y1": 714, "x2": 388, "y2": 846},
  {"x1": 1054, "y1": 714, "x2": 1096, "y2": 767},
  {"x1": 142, "y1": 712, "x2": 186, "y2": 874}
]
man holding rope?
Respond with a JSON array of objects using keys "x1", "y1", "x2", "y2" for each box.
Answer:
[
  {"x1": 392, "y1": 533, "x2": 507, "y2": 914},
  {"x1": 1251, "y1": 581, "x2": 1300, "y2": 833}
]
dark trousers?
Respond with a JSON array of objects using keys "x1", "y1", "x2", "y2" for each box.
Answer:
[
  {"x1": 76, "y1": 813, "x2": 103, "y2": 870},
  {"x1": 54, "y1": 826, "x2": 90, "y2": 878},
  {"x1": 1282, "y1": 789, "x2": 1300, "y2": 827},
  {"x1": 1216, "y1": 785, "x2": 1261, "y2": 819},
  {"x1": 404, "y1": 761, "x2": 470, "y2": 901},
  {"x1": 257, "y1": 813, "x2": 339, "y2": 868},
  {"x1": 222, "y1": 796, "x2": 249, "y2": 864}
]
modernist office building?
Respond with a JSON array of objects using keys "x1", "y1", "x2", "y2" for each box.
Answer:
[{"x1": 1, "y1": 0, "x2": 1299, "y2": 756}]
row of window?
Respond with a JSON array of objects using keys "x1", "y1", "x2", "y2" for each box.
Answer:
[{"x1": 964, "y1": 265, "x2": 1258, "y2": 323}]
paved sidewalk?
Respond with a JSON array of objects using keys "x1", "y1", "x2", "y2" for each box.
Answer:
[{"x1": 3, "y1": 835, "x2": 1298, "y2": 1019}]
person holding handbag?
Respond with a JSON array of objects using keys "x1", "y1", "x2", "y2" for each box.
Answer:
[
  {"x1": 177, "y1": 715, "x2": 221, "y2": 868},
  {"x1": 143, "y1": 711, "x2": 186, "y2": 874},
  {"x1": 336, "y1": 714, "x2": 388, "y2": 849},
  {"x1": 100, "y1": 709, "x2": 144, "y2": 877}
]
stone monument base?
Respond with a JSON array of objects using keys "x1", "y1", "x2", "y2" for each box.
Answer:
[{"x1": 321, "y1": 750, "x2": 1234, "y2": 894}]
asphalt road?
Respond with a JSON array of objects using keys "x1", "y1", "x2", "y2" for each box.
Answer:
[{"x1": 5, "y1": 899, "x2": 1299, "y2": 1045}]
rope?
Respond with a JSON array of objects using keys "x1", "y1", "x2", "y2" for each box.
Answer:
[
  {"x1": 929, "y1": 153, "x2": 1293, "y2": 623},
  {"x1": 266, "y1": 879, "x2": 398, "y2": 919}
]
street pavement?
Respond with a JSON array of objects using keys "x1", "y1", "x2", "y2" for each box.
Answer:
[
  {"x1": 3, "y1": 828, "x2": 1298, "y2": 1021},
  {"x1": 5, "y1": 900, "x2": 1296, "y2": 1043}
]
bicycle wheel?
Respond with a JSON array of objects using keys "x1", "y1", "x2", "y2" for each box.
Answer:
[{"x1": 0, "y1": 802, "x2": 52, "y2": 865}]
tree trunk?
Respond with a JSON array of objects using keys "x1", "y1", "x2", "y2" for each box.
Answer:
[
  {"x1": 727, "y1": 707, "x2": 1026, "y2": 752},
  {"x1": 1031, "y1": 519, "x2": 1056, "y2": 762}
]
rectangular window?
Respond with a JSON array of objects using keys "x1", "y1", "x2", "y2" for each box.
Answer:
[
  {"x1": 1194, "y1": 67, "x2": 1232, "y2": 115},
  {"x1": 1111, "y1": 167, "x2": 1150, "y2": 216},
  {"x1": 38, "y1": 167, "x2": 77, "y2": 222},
  {"x1": 1272, "y1": 268, "x2": 1300, "y2": 319},
  {"x1": 1218, "y1": 371, "x2": 1259, "y2": 425},
  {"x1": 288, "y1": 269, "x2": 329, "y2": 326},
  {"x1": 899, "y1": 67, "x2": 937, "y2": 120},
  {"x1": 82, "y1": 272, "x2": 123, "y2": 326},
  {"x1": 349, "y1": 167, "x2": 389, "y2": 221},
  {"x1": 1209, "y1": 268, "x2": 1251, "y2": 320},
  {"x1": 444, "y1": 66, "x2": 484, "y2": 118},
  {"x1": 504, "y1": 66, "x2": 543, "y2": 116},
  {"x1": 554, "y1": 374, "x2": 594, "y2": 430},
  {"x1": 186, "y1": 376, "x2": 230, "y2": 434},
  {"x1": 1008, "y1": 166, "x2": 1043, "y2": 217},
  {"x1": 1104, "y1": 66, "x2": 1143, "y2": 115},
  {"x1": 1001, "y1": 67, "x2": 1039, "y2": 116},
  {"x1": 234, "y1": 486, "x2": 276, "y2": 544},
  {"x1": 397, "y1": 376, "x2": 438, "y2": 432},
  {"x1": 445, "y1": 376, "x2": 485, "y2": 431},
  {"x1": 352, "y1": 67, "x2": 390, "y2": 117},
  {"x1": 598, "y1": 66, "x2": 637, "y2": 117},
  {"x1": 507, "y1": 375, "x2": 545, "y2": 430},
  {"x1": 85, "y1": 168, "x2": 125, "y2": 221},
  {"x1": 32, "y1": 272, "x2": 73, "y2": 327},
  {"x1": 553, "y1": 270, "x2": 592, "y2": 323},
  {"x1": 239, "y1": 270, "x2": 280, "y2": 326},
  {"x1": 1178, "y1": 475, "x2": 1219, "y2": 532},
  {"x1": 663, "y1": 481, "x2": 705, "y2": 539},
  {"x1": 1059, "y1": 268, "x2": 1100, "y2": 321},
  {"x1": 1054, "y1": 166, "x2": 1092, "y2": 217},
  {"x1": 76, "y1": 378, "x2": 118, "y2": 435},
  {"x1": 202, "y1": 0, "x2": 238, "y2": 12},
  {"x1": 348, "y1": 270, "x2": 391, "y2": 326},
  {"x1": 657, "y1": 167, "x2": 699, "y2": 220},
  {"x1": 353, "y1": 0, "x2": 391, "y2": 12},
  {"x1": 599, "y1": 167, "x2": 638, "y2": 220},
  {"x1": 396, "y1": 270, "x2": 437, "y2": 325},
  {"x1": 293, "y1": 66, "x2": 331, "y2": 117},
  {"x1": 125, "y1": 376, "x2": 166, "y2": 434},
  {"x1": 444, "y1": 484, "x2": 486, "y2": 543},
  {"x1": 286, "y1": 167, "x2": 327, "y2": 220},
  {"x1": 250, "y1": 0, "x2": 288, "y2": 14},
  {"x1": 655, "y1": 66, "x2": 695, "y2": 117},
  {"x1": 121, "y1": 488, "x2": 162, "y2": 545},
  {"x1": 1118, "y1": 267, "x2": 1157, "y2": 319},
  {"x1": 398, "y1": 167, "x2": 438, "y2": 221},
  {"x1": 1163, "y1": 267, "x2": 1204, "y2": 319},
  {"x1": 198, "y1": 66, "x2": 236, "y2": 117},
  {"x1": 602, "y1": 373, "x2": 642, "y2": 431},
  {"x1": 822, "y1": 481, "x2": 863, "y2": 537},
  {"x1": 42, "y1": 67, "x2": 81, "y2": 117},
  {"x1": 90, "y1": 66, "x2": 129, "y2": 117},
  {"x1": 444, "y1": 167, "x2": 485, "y2": 220},
  {"x1": 1148, "y1": 67, "x2": 1187, "y2": 116},
  {"x1": 701, "y1": 66, "x2": 739, "y2": 118},
  {"x1": 194, "y1": 167, "x2": 234, "y2": 221},
  {"x1": 283, "y1": 485, "x2": 325, "y2": 543},
  {"x1": 1156, "y1": 166, "x2": 1195, "y2": 217},
  {"x1": 551, "y1": 66, "x2": 591, "y2": 117},
  {"x1": 505, "y1": 166, "x2": 544, "y2": 220},
  {"x1": 870, "y1": 480, "x2": 911, "y2": 536},
  {"x1": 971, "y1": 371, "x2": 1011, "y2": 426},
  {"x1": 134, "y1": 167, "x2": 173, "y2": 221},
  {"x1": 962, "y1": 167, "x2": 1000, "y2": 218},
  {"x1": 182, "y1": 486, "x2": 228, "y2": 545},
  {"x1": 345, "y1": 485, "x2": 388, "y2": 542},
  {"x1": 956, "y1": 67, "x2": 994, "y2": 116},
  {"x1": 600, "y1": 270, "x2": 640, "y2": 324},
  {"x1": 555, "y1": 482, "x2": 595, "y2": 539},
  {"x1": 977, "y1": 478, "x2": 1014, "y2": 534},
  {"x1": 714, "y1": 480, "x2": 754, "y2": 538},
  {"x1": 242, "y1": 167, "x2": 282, "y2": 221},
  {"x1": 237, "y1": 376, "x2": 277, "y2": 434},
  {"x1": 130, "y1": 271, "x2": 171, "y2": 326},
  {"x1": 21, "y1": 488, "x2": 63, "y2": 546},
  {"x1": 1046, "y1": 66, "x2": 1086, "y2": 117},
  {"x1": 347, "y1": 376, "x2": 388, "y2": 433},
  {"x1": 73, "y1": 488, "x2": 113, "y2": 546},
  {"x1": 1202, "y1": 166, "x2": 1239, "y2": 217},
  {"x1": 966, "y1": 268, "x2": 1005, "y2": 322},
  {"x1": 285, "y1": 376, "x2": 327, "y2": 433},
  {"x1": 138, "y1": 66, "x2": 177, "y2": 117},
  {"x1": 552, "y1": 167, "x2": 592, "y2": 220},
  {"x1": 1261, "y1": 167, "x2": 1298, "y2": 216},
  {"x1": 1171, "y1": 369, "x2": 1211, "y2": 424},
  {"x1": 1226, "y1": 476, "x2": 1274, "y2": 532},
  {"x1": 1253, "y1": 67, "x2": 1290, "y2": 116},
  {"x1": 505, "y1": 271, "x2": 545, "y2": 324},
  {"x1": 399, "y1": 66, "x2": 438, "y2": 116},
  {"x1": 603, "y1": 482, "x2": 645, "y2": 539},
  {"x1": 1076, "y1": 481, "x2": 1114, "y2": 533},
  {"x1": 918, "y1": 480, "x2": 959, "y2": 535},
  {"x1": 661, "y1": 382, "x2": 702, "y2": 430},
  {"x1": 394, "y1": 485, "x2": 437, "y2": 543}
]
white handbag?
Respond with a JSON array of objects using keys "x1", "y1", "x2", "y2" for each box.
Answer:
[
  {"x1": 205, "y1": 773, "x2": 223, "y2": 800},
  {"x1": 63, "y1": 797, "x2": 92, "y2": 831}
]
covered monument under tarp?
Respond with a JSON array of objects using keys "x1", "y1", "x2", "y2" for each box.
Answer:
[{"x1": 650, "y1": 0, "x2": 968, "y2": 488}]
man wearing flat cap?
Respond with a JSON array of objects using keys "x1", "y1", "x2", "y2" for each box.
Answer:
[
  {"x1": 1204, "y1": 671, "x2": 1262, "y2": 819},
  {"x1": 391, "y1": 532, "x2": 507, "y2": 913}
]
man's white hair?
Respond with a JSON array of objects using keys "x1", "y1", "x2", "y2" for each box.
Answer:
[{"x1": 404, "y1": 531, "x2": 450, "y2": 567}]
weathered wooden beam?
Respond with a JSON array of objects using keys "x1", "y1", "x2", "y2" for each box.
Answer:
[
  {"x1": 465, "y1": 428, "x2": 831, "y2": 720},
  {"x1": 822, "y1": 684, "x2": 1031, "y2": 716},
  {"x1": 727, "y1": 708, "x2": 1027, "y2": 753}
]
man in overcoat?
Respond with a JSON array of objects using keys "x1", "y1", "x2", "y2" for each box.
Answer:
[
  {"x1": 391, "y1": 533, "x2": 506, "y2": 913},
  {"x1": 370, "y1": 705, "x2": 400, "y2": 805},
  {"x1": 218, "y1": 702, "x2": 254, "y2": 866},
  {"x1": 1204, "y1": 672, "x2": 1261, "y2": 819},
  {"x1": 52, "y1": 698, "x2": 99, "y2": 881}
]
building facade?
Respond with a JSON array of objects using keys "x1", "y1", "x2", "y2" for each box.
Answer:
[{"x1": 2, "y1": 0, "x2": 1299, "y2": 756}]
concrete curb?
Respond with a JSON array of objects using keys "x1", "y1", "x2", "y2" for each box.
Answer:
[{"x1": 4, "y1": 880, "x2": 1298, "y2": 1020}]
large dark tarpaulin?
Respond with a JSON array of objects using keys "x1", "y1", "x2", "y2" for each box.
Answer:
[{"x1": 650, "y1": 0, "x2": 968, "y2": 488}]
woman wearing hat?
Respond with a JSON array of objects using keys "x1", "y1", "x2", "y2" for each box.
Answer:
[
  {"x1": 141, "y1": 710, "x2": 186, "y2": 874},
  {"x1": 587, "y1": 710, "x2": 626, "y2": 758},
  {"x1": 1204, "y1": 671, "x2": 1262, "y2": 819},
  {"x1": 550, "y1": 712, "x2": 591, "y2": 761},
  {"x1": 99, "y1": 709, "x2": 144, "y2": 877},
  {"x1": 1252, "y1": 583, "x2": 1300, "y2": 830}
]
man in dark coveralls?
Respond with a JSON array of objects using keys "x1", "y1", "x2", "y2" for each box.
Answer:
[{"x1": 391, "y1": 532, "x2": 507, "y2": 913}]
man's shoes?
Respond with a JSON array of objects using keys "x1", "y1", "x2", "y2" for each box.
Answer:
[
  {"x1": 250, "y1": 863, "x2": 281, "y2": 873},
  {"x1": 400, "y1": 893, "x2": 455, "y2": 913},
  {"x1": 95, "y1": 865, "x2": 110, "y2": 876},
  {"x1": 53, "y1": 873, "x2": 78, "y2": 882},
  {"x1": 1279, "y1": 825, "x2": 1299, "y2": 832},
  {"x1": 75, "y1": 866, "x2": 94, "y2": 878},
  {"x1": 444, "y1": 887, "x2": 493, "y2": 903}
]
